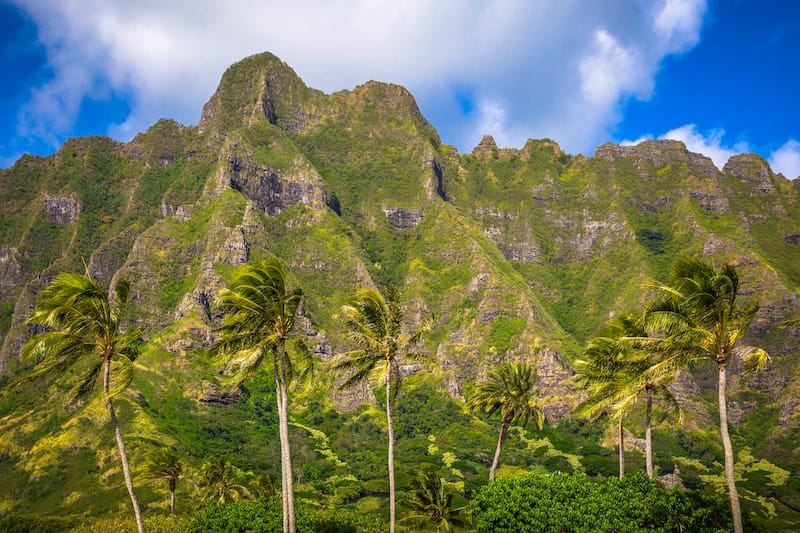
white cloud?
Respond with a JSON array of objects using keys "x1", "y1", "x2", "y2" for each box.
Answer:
[
  {"x1": 660, "y1": 124, "x2": 747, "y2": 169},
  {"x1": 624, "y1": 125, "x2": 799, "y2": 179},
  {"x1": 769, "y1": 140, "x2": 800, "y2": 179},
  {"x1": 10, "y1": 0, "x2": 709, "y2": 156},
  {"x1": 654, "y1": 0, "x2": 706, "y2": 52},
  {"x1": 579, "y1": 30, "x2": 650, "y2": 107}
]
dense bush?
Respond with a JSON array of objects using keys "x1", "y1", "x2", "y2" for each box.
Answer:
[
  {"x1": 468, "y1": 471, "x2": 733, "y2": 532},
  {"x1": 185, "y1": 498, "x2": 384, "y2": 532},
  {"x1": 0, "y1": 513, "x2": 81, "y2": 533}
]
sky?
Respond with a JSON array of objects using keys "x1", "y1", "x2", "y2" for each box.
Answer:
[{"x1": 1, "y1": 0, "x2": 798, "y2": 178}]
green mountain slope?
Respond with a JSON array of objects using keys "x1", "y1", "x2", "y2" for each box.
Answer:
[{"x1": 1, "y1": 52, "x2": 799, "y2": 528}]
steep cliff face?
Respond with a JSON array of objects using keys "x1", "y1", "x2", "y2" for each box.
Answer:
[{"x1": 1, "y1": 51, "x2": 799, "y2": 522}]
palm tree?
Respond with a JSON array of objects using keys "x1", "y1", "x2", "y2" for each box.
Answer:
[
  {"x1": 644, "y1": 256, "x2": 769, "y2": 533},
  {"x1": 575, "y1": 313, "x2": 681, "y2": 479},
  {"x1": 142, "y1": 447, "x2": 184, "y2": 515},
  {"x1": 18, "y1": 272, "x2": 145, "y2": 533},
  {"x1": 466, "y1": 361, "x2": 544, "y2": 481},
  {"x1": 197, "y1": 456, "x2": 249, "y2": 503},
  {"x1": 331, "y1": 286, "x2": 429, "y2": 533},
  {"x1": 211, "y1": 259, "x2": 303, "y2": 533},
  {"x1": 402, "y1": 471, "x2": 465, "y2": 533}
]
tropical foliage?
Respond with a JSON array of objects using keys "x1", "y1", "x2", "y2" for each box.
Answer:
[
  {"x1": 17, "y1": 272, "x2": 145, "y2": 533},
  {"x1": 402, "y1": 470, "x2": 465, "y2": 533},
  {"x1": 466, "y1": 361, "x2": 544, "y2": 481},
  {"x1": 331, "y1": 286, "x2": 429, "y2": 533},
  {"x1": 575, "y1": 313, "x2": 681, "y2": 479},
  {"x1": 211, "y1": 258, "x2": 306, "y2": 532},
  {"x1": 142, "y1": 447, "x2": 185, "y2": 514},
  {"x1": 644, "y1": 257, "x2": 769, "y2": 533},
  {"x1": 468, "y1": 471, "x2": 734, "y2": 532}
]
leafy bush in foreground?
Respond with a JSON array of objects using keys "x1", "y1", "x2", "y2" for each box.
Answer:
[
  {"x1": 468, "y1": 471, "x2": 732, "y2": 532},
  {"x1": 185, "y1": 498, "x2": 384, "y2": 532}
]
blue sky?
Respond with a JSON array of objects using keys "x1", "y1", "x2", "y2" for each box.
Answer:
[{"x1": 1, "y1": 0, "x2": 798, "y2": 178}]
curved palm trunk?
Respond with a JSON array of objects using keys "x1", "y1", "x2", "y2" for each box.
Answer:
[
  {"x1": 645, "y1": 388, "x2": 653, "y2": 479},
  {"x1": 618, "y1": 417, "x2": 625, "y2": 480},
  {"x1": 169, "y1": 479, "x2": 176, "y2": 515},
  {"x1": 718, "y1": 363, "x2": 743, "y2": 533},
  {"x1": 104, "y1": 358, "x2": 144, "y2": 533},
  {"x1": 386, "y1": 365, "x2": 396, "y2": 533},
  {"x1": 276, "y1": 343, "x2": 296, "y2": 533},
  {"x1": 489, "y1": 415, "x2": 511, "y2": 482}
]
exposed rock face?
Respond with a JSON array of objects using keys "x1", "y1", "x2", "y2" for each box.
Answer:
[
  {"x1": 596, "y1": 140, "x2": 717, "y2": 173},
  {"x1": 382, "y1": 207, "x2": 422, "y2": 229},
  {"x1": 223, "y1": 143, "x2": 327, "y2": 215},
  {"x1": 472, "y1": 135, "x2": 498, "y2": 158},
  {"x1": 724, "y1": 154, "x2": 775, "y2": 193},
  {"x1": 196, "y1": 380, "x2": 240, "y2": 406},
  {"x1": 534, "y1": 348, "x2": 578, "y2": 423},
  {"x1": 0, "y1": 248, "x2": 23, "y2": 287},
  {"x1": 43, "y1": 193, "x2": 79, "y2": 225}
]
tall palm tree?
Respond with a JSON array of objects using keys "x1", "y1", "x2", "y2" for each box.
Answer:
[
  {"x1": 197, "y1": 456, "x2": 249, "y2": 503},
  {"x1": 211, "y1": 259, "x2": 303, "y2": 533},
  {"x1": 644, "y1": 256, "x2": 769, "y2": 533},
  {"x1": 402, "y1": 470, "x2": 465, "y2": 533},
  {"x1": 142, "y1": 447, "x2": 184, "y2": 515},
  {"x1": 18, "y1": 272, "x2": 145, "y2": 533},
  {"x1": 575, "y1": 313, "x2": 681, "y2": 479},
  {"x1": 466, "y1": 361, "x2": 544, "y2": 481},
  {"x1": 331, "y1": 286, "x2": 428, "y2": 533}
]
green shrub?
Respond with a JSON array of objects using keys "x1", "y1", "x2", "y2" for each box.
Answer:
[
  {"x1": 0, "y1": 513, "x2": 81, "y2": 533},
  {"x1": 468, "y1": 471, "x2": 733, "y2": 532},
  {"x1": 185, "y1": 498, "x2": 383, "y2": 532}
]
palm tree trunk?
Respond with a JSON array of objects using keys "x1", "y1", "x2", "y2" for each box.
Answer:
[
  {"x1": 169, "y1": 479, "x2": 176, "y2": 515},
  {"x1": 276, "y1": 344, "x2": 296, "y2": 533},
  {"x1": 386, "y1": 364, "x2": 396, "y2": 533},
  {"x1": 718, "y1": 363, "x2": 743, "y2": 533},
  {"x1": 489, "y1": 416, "x2": 510, "y2": 482},
  {"x1": 618, "y1": 417, "x2": 625, "y2": 480},
  {"x1": 104, "y1": 357, "x2": 144, "y2": 533},
  {"x1": 645, "y1": 388, "x2": 653, "y2": 479}
]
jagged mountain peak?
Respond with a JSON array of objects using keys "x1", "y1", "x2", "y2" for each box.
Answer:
[{"x1": 199, "y1": 51, "x2": 319, "y2": 139}]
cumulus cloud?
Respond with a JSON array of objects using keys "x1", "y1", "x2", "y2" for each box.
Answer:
[
  {"x1": 622, "y1": 125, "x2": 799, "y2": 179},
  {"x1": 769, "y1": 140, "x2": 800, "y2": 179},
  {"x1": 660, "y1": 124, "x2": 747, "y2": 169},
  {"x1": 11, "y1": 0, "x2": 709, "y2": 156}
]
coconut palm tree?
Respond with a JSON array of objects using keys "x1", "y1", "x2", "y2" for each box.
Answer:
[
  {"x1": 211, "y1": 259, "x2": 304, "y2": 533},
  {"x1": 466, "y1": 361, "x2": 544, "y2": 481},
  {"x1": 18, "y1": 272, "x2": 145, "y2": 533},
  {"x1": 644, "y1": 256, "x2": 769, "y2": 533},
  {"x1": 142, "y1": 447, "x2": 184, "y2": 515},
  {"x1": 575, "y1": 313, "x2": 681, "y2": 479},
  {"x1": 331, "y1": 286, "x2": 429, "y2": 533},
  {"x1": 402, "y1": 471, "x2": 465, "y2": 533},
  {"x1": 197, "y1": 456, "x2": 249, "y2": 503}
]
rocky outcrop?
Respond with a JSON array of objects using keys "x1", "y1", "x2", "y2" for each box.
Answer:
[
  {"x1": 724, "y1": 154, "x2": 775, "y2": 193},
  {"x1": 534, "y1": 348, "x2": 578, "y2": 423},
  {"x1": 43, "y1": 193, "x2": 79, "y2": 226},
  {"x1": 595, "y1": 140, "x2": 719, "y2": 178},
  {"x1": 0, "y1": 248, "x2": 23, "y2": 287},
  {"x1": 222, "y1": 142, "x2": 327, "y2": 215},
  {"x1": 382, "y1": 207, "x2": 422, "y2": 230}
]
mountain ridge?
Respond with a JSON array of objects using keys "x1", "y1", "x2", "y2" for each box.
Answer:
[{"x1": 1, "y1": 51, "x2": 799, "y2": 526}]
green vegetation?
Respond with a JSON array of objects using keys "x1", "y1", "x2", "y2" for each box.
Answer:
[
  {"x1": 469, "y1": 471, "x2": 733, "y2": 532},
  {"x1": 0, "y1": 53, "x2": 798, "y2": 532},
  {"x1": 466, "y1": 361, "x2": 544, "y2": 481}
]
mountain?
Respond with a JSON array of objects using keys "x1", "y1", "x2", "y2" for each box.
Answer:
[{"x1": 1, "y1": 52, "x2": 799, "y2": 527}]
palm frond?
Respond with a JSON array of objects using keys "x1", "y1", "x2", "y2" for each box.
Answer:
[{"x1": 72, "y1": 359, "x2": 103, "y2": 401}]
